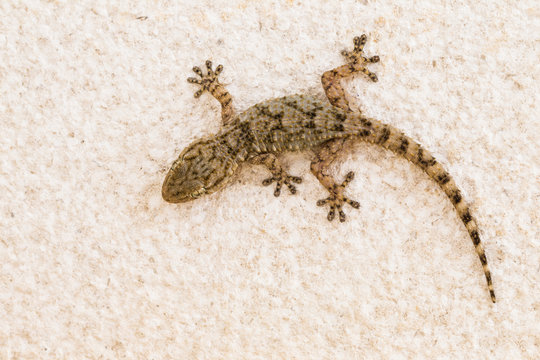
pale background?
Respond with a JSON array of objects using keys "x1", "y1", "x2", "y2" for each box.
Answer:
[{"x1": 1, "y1": 0, "x2": 539, "y2": 358}]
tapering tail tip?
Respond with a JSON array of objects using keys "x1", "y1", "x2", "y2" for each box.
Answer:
[{"x1": 490, "y1": 290, "x2": 497, "y2": 303}]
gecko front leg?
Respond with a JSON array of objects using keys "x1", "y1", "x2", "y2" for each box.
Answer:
[
  {"x1": 187, "y1": 60, "x2": 235, "y2": 124},
  {"x1": 251, "y1": 153, "x2": 302, "y2": 197}
]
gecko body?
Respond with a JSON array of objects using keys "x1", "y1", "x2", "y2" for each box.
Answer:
[{"x1": 162, "y1": 35, "x2": 496, "y2": 303}]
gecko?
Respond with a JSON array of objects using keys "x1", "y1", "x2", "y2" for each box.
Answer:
[{"x1": 162, "y1": 35, "x2": 496, "y2": 303}]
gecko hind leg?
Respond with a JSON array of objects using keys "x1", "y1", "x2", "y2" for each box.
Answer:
[
  {"x1": 251, "y1": 153, "x2": 303, "y2": 197},
  {"x1": 311, "y1": 138, "x2": 360, "y2": 222},
  {"x1": 187, "y1": 60, "x2": 235, "y2": 124},
  {"x1": 316, "y1": 171, "x2": 360, "y2": 222},
  {"x1": 322, "y1": 34, "x2": 380, "y2": 111}
]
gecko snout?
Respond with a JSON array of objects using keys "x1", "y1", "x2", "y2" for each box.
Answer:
[{"x1": 161, "y1": 166, "x2": 205, "y2": 203}]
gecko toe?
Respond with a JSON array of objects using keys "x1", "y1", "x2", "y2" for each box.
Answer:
[
  {"x1": 263, "y1": 174, "x2": 302, "y2": 197},
  {"x1": 318, "y1": 197, "x2": 360, "y2": 222},
  {"x1": 316, "y1": 198, "x2": 328, "y2": 206},
  {"x1": 327, "y1": 205, "x2": 336, "y2": 221},
  {"x1": 187, "y1": 77, "x2": 202, "y2": 85},
  {"x1": 338, "y1": 207, "x2": 346, "y2": 222},
  {"x1": 290, "y1": 176, "x2": 302, "y2": 184},
  {"x1": 347, "y1": 199, "x2": 360, "y2": 209},
  {"x1": 262, "y1": 177, "x2": 275, "y2": 186},
  {"x1": 285, "y1": 182, "x2": 297, "y2": 194},
  {"x1": 191, "y1": 66, "x2": 203, "y2": 77}
]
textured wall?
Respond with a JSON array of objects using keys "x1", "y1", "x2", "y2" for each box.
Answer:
[{"x1": 1, "y1": 0, "x2": 538, "y2": 358}]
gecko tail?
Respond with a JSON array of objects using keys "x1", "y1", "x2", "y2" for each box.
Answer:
[{"x1": 360, "y1": 118, "x2": 496, "y2": 303}]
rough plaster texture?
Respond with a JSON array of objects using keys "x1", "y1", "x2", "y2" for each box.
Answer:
[{"x1": 1, "y1": 0, "x2": 539, "y2": 358}]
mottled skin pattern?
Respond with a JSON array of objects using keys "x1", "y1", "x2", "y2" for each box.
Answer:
[{"x1": 162, "y1": 35, "x2": 496, "y2": 303}]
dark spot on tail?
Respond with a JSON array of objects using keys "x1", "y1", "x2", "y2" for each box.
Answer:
[
  {"x1": 378, "y1": 126, "x2": 390, "y2": 144},
  {"x1": 333, "y1": 124, "x2": 345, "y2": 132},
  {"x1": 417, "y1": 148, "x2": 437, "y2": 169},
  {"x1": 479, "y1": 253, "x2": 487, "y2": 265},
  {"x1": 461, "y1": 209, "x2": 472, "y2": 224},
  {"x1": 452, "y1": 191, "x2": 463, "y2": 205},
  {"x1": 436, "y1": 172, "x2": 450, "y2": 185},
  {"x1": 397, "y1": 136, "x2": 409, "y2": 154},
  {"x1": 470, "y1": 230, "x2": 481, "y2": 246}
]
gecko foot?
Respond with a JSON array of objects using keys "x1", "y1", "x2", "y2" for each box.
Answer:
[
  {"x1": 316, "y1": 171, "x2": 360, "y2": 222},
  {"x1": 262, "y1": 174, "x2": 303, "y2": 197},
  {"x1": 340, "y1": 34, "x2": 380, "y2": 82},
  {"x1": 187, "y1": 60, "x2": 224, "y2": 98}
]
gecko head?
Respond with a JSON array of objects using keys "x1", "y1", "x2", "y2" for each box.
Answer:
[{"x1": 162, "y1": 138, "x2": 239, "y2": 203}]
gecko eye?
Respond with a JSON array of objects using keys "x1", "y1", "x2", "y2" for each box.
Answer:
[{"x1": 190, "y1": 187, "x2": 206, "y2": 198}]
